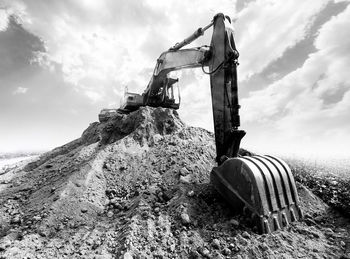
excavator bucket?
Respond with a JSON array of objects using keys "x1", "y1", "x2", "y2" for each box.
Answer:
[{"x1": 211, "y1": 155, "x2": 303, "y2": 233}]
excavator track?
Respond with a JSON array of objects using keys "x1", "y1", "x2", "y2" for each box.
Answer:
[{"x1": 211, "y1": 155, "x2": 303, "y2": 233}]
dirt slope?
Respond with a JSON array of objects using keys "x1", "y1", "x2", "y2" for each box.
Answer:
[{"x1": 0, "y1": 107, "x2": 349, "y2": 259}]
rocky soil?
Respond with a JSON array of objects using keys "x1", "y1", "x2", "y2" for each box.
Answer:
[{"x1": 0, "y1": 107, "x2": 349, "y2": 258}]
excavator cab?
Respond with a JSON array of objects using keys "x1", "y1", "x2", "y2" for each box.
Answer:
[
  {"x1": 143, "y1": 75, "x2": 181, "y2": 110},
  {"x1": 161, "y1": 77, "x2": 181, "y2": 109}
]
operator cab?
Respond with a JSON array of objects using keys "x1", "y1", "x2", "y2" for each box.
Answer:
[{"x1": 120, "y1": 92, "x2": 144, "y2": 111}]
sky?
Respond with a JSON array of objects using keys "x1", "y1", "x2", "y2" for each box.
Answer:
[{"x1": 0, "y1": 0, "x2": 349, "y2": 159}]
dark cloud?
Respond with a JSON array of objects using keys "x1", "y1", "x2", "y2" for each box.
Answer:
[
  {"x1": 236, "y1": 0, "x2": 256, "y2": 12},
  {"x1": 0, "y1": 17, "x2": 110, "y2": 152},
  {"x1": 0, "y1": 16, "x2": 45, "y2": 78},
  {"x1": 20, "y1": 0, "x2": 169, "y2": 33},
  {"x1": 239, "y1": 0, "x2": 349, "y2": 98},
  {"x1": 320, "y1": 83, "x2": 348, "y2": 107}
]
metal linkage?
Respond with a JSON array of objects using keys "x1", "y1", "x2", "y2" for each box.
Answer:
[{"x1": 169, "y1": 22, "x2": 214, "y2": 51}]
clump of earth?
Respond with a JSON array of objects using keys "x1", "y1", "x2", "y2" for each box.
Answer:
[{"x1": 0, "y1": 107, "x2": 349, "y2": 258}]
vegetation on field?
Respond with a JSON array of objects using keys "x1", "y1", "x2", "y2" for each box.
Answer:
[{"x1": 287, "y1": 157, "x2": 350, "y2": 217}]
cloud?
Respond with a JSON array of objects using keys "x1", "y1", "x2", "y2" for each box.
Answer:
[
  {"x1": 12, "y1": 86, "x2": 28, "y2": 95},
  {"x1": 1, "y1": 0, "x2": 350, "y2": 159},
  {"x1": 3, "y1": 0, "x2": 237, "y2": 104},
  {"x1": 178, "y1": 69, "x2": 213, "y2": 130},
  {"x1": 0, "y1": 9, "x2": 9, "y2": 31},
  {"x1": 0, "y1": 16, "x2": 45, "y2": 79},
  {"x1": 238, "y1": 0, "x2": 350, "y2": 98},
  {"x1": 240, "y1": 4, "x2": 350, "y2": 157},
  {"x1": 235, "y1": 0, "x2": 329, "y2": 79}
]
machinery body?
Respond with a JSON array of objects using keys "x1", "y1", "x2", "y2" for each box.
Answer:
[{"x1": 99, "y1": 13, "x2": 303, "y2": 233}]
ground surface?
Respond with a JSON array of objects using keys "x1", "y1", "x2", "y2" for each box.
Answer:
[{"x1": 0, "y1": 107, "x2": 349, "y2": 259}]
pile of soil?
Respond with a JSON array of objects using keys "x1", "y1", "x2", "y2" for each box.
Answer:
[{"x1": 0, "y1": 107, "x2": 349, "y2": 258}]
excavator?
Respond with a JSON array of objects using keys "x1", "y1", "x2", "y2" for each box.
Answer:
[{"x1": 99, "y1": 13, "x2": 303, "y2": 233}]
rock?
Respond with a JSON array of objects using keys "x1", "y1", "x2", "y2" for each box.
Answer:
[
  {"x1": 242, "y1": 231, "x2": 250, "y2": 239},
  {"x1": 11, "y1": 215, "x2": 21, "y2": 224},
  {"x1": 0, "y1": 238, "x2": 11, "y2": 251},
  {"x1": 179, "y1": 175, "x2": 191, "y2": 184},
  {"x1": 142, "y1": 211, "x2": 150, "y2": 219},
  {"x1": 180, "y1": 167, "x2": 190, "y2": 176},
  {"x1": 200, "y1": 248, "x2": 210, "y2": 257},
  {"x1": 229, "y1": 219, "x2": 239, "y2": 227},
  {"x1": 33, "y1": 215, "x2": 42, "y2": 221},
  {"x1": 181, "y1": 212, "x2": 191, "y2": 225},
  {"x1": 233, "y1": 246, "x2": 240, "y2": 252},
  {"x1": 311, "y1": 231, "x2": 321, "y2": 238},
  {"x1": 212, "y1": 238, "x2": 220, "y2": 249},
  {"x1": 169, "y1": 243, "x2": 176, "y2": 252},
  {"x1": 123, "y1": 252, "x2": 133, "y2": 259},
  {"x1": 187, "y1": 190, "x2": 195, "y2": 197},
  {"x1": 222, "y1": 247, "x2": 231, "y2": 255},
  {"x1": 295, "y1": 225, "x2": 320, "y2": 238},
  {"x1": 152, "y1": 134, "x2": 163, "y2": 144},
  {"x1": 212, "y1": 251, "x2": 224, "y2": 259},
  {"x1": 259, "y1": 243, "x2": 269, "y2": 251},
  {"x1": 81, "y1": 208, "x2": 88, "y2": 213},
  {"x1": 109, "y1": 198, "x2": 118, "y2": 205},
  {"x1": 107, "y1": 211, "x2": 114, "y2": 218},
  {"x1": 305, "y1": 218, "x2": 317, "y2": 226},
  {"x1": 190, "y1": 250, "x2": 201, "y2": 258},
  {"x1": 38, "y1": 227, "x2": 50, "y2": 237},
  {"x1": 238, "y1": 236, "x2": 248, "y2": 246}
]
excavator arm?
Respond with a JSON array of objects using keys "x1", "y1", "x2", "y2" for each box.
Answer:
[{"x1": 208, "y1": 14, "x2": 245, "y2": 162}]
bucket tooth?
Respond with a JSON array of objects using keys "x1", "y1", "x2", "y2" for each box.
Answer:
[
  {"x1": 281, "y1": 212, "x2": 289, "y2": 227},
  {"x1": 263, "y1": 218, "x2": 271, "y2": 234},
  {"x1": 290, "y1": 207, "x2": 296, "y2": 221},
  {"x1": 210, "y1": 155, "x2": 303, "y2": 234},
  {"x1": 273, "y1": 216, "x2": 280, "y2": 230},
  {"x1": 297, "y1": 206, "x2": 304, "y2": 219}
]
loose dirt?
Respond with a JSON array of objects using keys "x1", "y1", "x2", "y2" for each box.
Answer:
[{"x1": 0, "y1": 107, "x2": 349, "y2": 258}]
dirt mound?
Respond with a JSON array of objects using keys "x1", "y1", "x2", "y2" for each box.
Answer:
[{"x1": 0, "y1": 107, "x2": 349, "y2": 258}]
